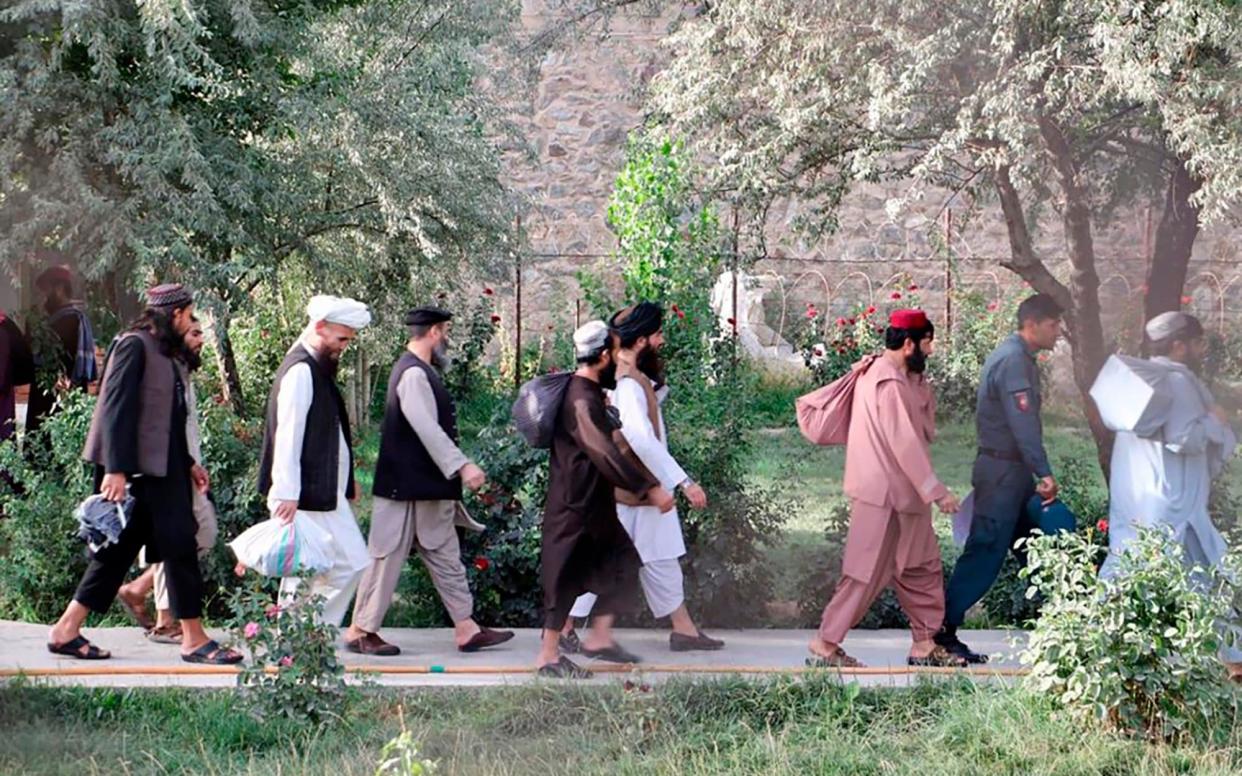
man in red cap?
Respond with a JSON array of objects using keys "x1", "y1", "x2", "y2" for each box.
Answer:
[
  {"x1": 808, "y1": 309, "x2": 964, "y2": 668},
  {"x1": 25, "y1": 265, "x2": 97, "y2": 433}
]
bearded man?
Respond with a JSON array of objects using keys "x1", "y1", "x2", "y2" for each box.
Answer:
[
  {"x1": 346, "y1": 306, "x2": 514, "y2": 655},
  {"x1": 257, "y1": 295, "x2": 373, "y2": 627}
]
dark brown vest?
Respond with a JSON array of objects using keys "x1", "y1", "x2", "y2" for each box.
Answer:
[{"x1": 83, "y1": 330, "x2": 177, "y2": 477}]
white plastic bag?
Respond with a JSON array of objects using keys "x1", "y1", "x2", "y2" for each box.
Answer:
[
  {"x1": 228, "y1": 516, "x2": 335, "y2": 577},
  {"x1": 952, "y1": 490, "x2": 975, "y2": 547}
]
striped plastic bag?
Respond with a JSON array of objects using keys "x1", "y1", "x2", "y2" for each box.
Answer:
[{"x1": 229, "y1": 515, "x2": 334, "y2": 577}]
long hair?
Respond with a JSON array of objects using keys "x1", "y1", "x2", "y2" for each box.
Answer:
[{"x1": 128, "y1": 305, "x2": 186, "y2": 357}]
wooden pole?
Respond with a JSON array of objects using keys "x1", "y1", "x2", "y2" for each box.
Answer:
[
  {"x1": 514, "y1": 217, "x2": 522, "y2": 390},
  {"x1": 944, "y1": 209, "x2": 953, "y2": 334}
]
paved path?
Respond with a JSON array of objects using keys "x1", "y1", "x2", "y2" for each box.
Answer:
[{"x1": 2, "y1": 621, "x2": 1029, "y2": 687}]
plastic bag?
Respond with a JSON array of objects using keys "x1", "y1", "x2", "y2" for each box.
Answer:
[
  {"x1": 512, "y1": 372, "x2": 573, "y2": 448},
  {"x1": 75, "y1": 491, "x2": 136, "y2": 553},
  {"x1": 228, "y1": 516, "x2": 335, "y2": 577}
]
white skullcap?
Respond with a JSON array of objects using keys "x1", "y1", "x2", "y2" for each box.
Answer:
[
  {"x1": 1145, "y1": 311, "x2": 1199, "y2": 343},
  {"x1": 307, "y1": 295, "x2": 372, "y2": 331},
  {"x1": 573, "y1": 320, "x2": 610, "y2": 359}
]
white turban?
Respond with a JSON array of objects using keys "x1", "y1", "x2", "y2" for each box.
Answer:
[
  {"x1": 1145, "y1": 311, "x2": 1200, "y2": 343},
  {"x1": 307, "y1": 295, "x2": 372, "y2": 331},
  {"x1": 573, "y1": 320, "x2": 610, "y2": 359}
]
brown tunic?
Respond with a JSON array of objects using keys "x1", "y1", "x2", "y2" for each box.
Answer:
[{"x1": 541, "y1": 375, "x2": 657, "y2": 630}]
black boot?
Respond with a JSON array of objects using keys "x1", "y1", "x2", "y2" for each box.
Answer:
[{"x1": 934, "y1": 625, "x2": 989, "y2": 664}]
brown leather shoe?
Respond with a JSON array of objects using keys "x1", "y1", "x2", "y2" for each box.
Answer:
[
  {"x1": 458, "y1": 626, "x2": 515, "y2": 653},
  {"x1": 345, "y1": 632, "x2": 400, "y2": 656}
]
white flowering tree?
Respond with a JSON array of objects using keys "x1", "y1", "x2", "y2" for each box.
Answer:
[
  {"x1": 647, "y1": 0, "x2": 1242, "y2": 474},
  {"x1": 0, "y1": 0, "x2": 520, "y2": 409}
]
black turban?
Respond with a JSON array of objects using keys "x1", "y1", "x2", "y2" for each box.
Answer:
[
  {"x1": 405, "y1": 306, "x2": 453, "y2": 326},
  {"x1": 610, "y1": 301, "x2": 663, "y2": 342}
]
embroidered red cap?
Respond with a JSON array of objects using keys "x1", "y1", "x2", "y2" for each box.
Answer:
[{"x1": 889, "y1": 309, "x2": 929, "y2": 329}]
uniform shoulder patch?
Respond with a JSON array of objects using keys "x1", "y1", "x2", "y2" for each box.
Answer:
[{"x1": 1013, "y1": 390, "x2": 1031, "y2": 413}]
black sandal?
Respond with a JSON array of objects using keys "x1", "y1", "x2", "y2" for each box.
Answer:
[
  {"x1": 537, "y1": 656, "x2": 593, "y2": 679},
  {"x1": 47, "y1": 635, "x2": 111, "y2": 660},
  {"x1": 580, "y1": 642, "x2": 642, "y2": 664},
  {"x1": 907, "y1": 646, "x2": 968, "y2": 668},
  {"x1": 181, "y1": 639, "x2": 243, "y2": 665}
]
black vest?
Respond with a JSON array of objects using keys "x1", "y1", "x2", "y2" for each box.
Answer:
[
  {"x1": 257, "y1": 345, "x2": 356, "y2": 511},
  {"x1": 372, "y1": 352, "x2": 462, "y2": 502}
]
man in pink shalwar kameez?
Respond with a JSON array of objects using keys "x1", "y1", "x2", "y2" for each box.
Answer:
[{"x1": 809, "y1": 309, "x2": 964, "y2": 668}]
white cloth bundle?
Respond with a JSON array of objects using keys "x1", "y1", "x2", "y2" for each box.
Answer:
[{"x1": 1089, "y1": 354, "x2": 1171, "y2": 436}]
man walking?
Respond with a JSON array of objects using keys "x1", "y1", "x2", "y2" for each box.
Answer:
[
  {"x1": 0, "y1": 307, "x2": 33, "y2": 442},
  {"x1": 536, "y1": 320, "x2": 675, "y2": 678},
  {"x1": 937, "y1": 294, "x2": 1062, "y2": 663},
  {"x1": 1099, "y1": 312, "x2": 1242, "y2": 680},
  {"x1": 47, "y1": 284, "x2": 239, "y2": 664},
  {"x1": 561, "y1": 302, "x2": 722, "y2": 653},
  {"x1": 346, "y1": 306, "x2": 514, "y2": 655},
  {"x1": 257, "y1": 295, "x2": 373, "y2": 627},
  {"x1": 809, "y1": 310, "x2": 963, "y2": 668},
  {"x1": 117, "y1": 316, "x2": 218, "y2": 642}
]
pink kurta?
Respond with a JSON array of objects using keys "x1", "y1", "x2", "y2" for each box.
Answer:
[{"x1": 820, "y1": 354, "x2": 949, "y2": 645}]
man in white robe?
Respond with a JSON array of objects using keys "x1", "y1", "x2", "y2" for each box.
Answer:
[
  {"x1": 561, "y1": 302, "x2": 723, "y2": 652},
  {"x1": 1102, "y1": 311, "x2": 1242, "y2": 678},
  {"x1": 257, "y1": 295, "x2": 373, "y2": 627}
]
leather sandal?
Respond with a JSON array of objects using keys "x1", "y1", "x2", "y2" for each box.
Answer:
[
  {"x1": 907, "y1": 646, "x2": 968, "y2": 667},
  {"x1": 181, "y1": 640, "x2": 243, "y2": 665},
  {"x1": 537, "y1": 656, "x2": 593, "y2": 679},
  {"x1": 47, "y1": 635, "x2": 111, "y2": 660},
  {"x1": 345, "y1": 632, "x2": 401, "y2": 656},
  {"x1": 805, "y1": 647, "x2": 863, "y2": 668},
  {"x1": 458, "y1": 626, "x2": 515, "y2": 653},
  {"x1": 580, "y1": 642, "x2": 642, "y2": 664}
]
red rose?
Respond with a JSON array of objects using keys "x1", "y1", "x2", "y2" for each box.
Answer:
[
  {"x1": 806, "y1": 308, "x2": 819, "y2": 319},
  {"x1": 1096, "y1": 519, "x2": 1109, "y2": 533},
  {"x1": 987, "y1": 302, "x2": 998, "y2": 312},
  {"x1": 835, "y1": 317, "x2": 847, "y2": 326},
  {"x1": 866, "y1": 305, "x2": 877, "y2": 315},
  {"x1": 813, "y1": 346, "x2": 824, "y2": 356},
  {"x1": 490, "y1": 314, "x2": 501, "y2": 324},
  {"x1": 891, "y1": 292, "x2": 902, "y2": 300},
  {"x1": 847, "y1": 318, "x2": 856, "y2": 325},
  {"x1": 727, "y1": 317, "x2": 736, "y2": 326},
  {"x1": 672, "y1": 303, "x2": 686, "y2": 320},
  {"x1": 483, "y1": 287, "x2": 494, "y2": 296},
  {"x1": 908, "y1": 284, "x2": 919, "y2": 291},
  {"x1": 1181, "y1": 295, "x2": 1192, "y2": 305},
  {"x1": 474, "y1": 557, "x2": 490, "y2": 571}
]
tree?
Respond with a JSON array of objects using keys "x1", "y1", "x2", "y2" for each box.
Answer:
[
  {"x1": 0, "y1": 0, "x2": 519, "y2": 411},
  {"x1": 647, "y1": 0, "x2": 1242, "y2": 475}
]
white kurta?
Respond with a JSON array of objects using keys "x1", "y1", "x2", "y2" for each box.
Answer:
[
  {"x1": 611, "y1": 378, "x2": 688, "y2": 562},
  {"x1": 1103, "y1": 358, "x2": 1236, "y2": 578},
  {"x1": 269, "y1": 348, "x2": 371, "y2": 625}
]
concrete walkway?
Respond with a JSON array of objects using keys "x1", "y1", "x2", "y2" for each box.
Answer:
[{"x1": 1, "y1": 621, "x2": 1028, "y2": 688}]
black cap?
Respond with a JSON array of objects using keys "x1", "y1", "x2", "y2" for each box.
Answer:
[{"x1": 405, "y1": 306, "x2": 453, "y2": 326}]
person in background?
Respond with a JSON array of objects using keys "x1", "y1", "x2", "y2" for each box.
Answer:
[
  {"x1": 0, "y1": 306, "x2": 34, "y2": 443},
  {"x1": 26, "y1": 265, "x2": 97, "y2": 433}
]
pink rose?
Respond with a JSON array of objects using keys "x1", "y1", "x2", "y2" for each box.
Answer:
[
  {"x1": 279, "y1": 655, "x2": 293, "y2": 667},
  {"x1": 243, "y1": 622, "x2": 260, "y2": 640}
]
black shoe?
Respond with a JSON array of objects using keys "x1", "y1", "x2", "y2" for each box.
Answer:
[
  {"x1": 559, "y1": 629, "x2": 582, "y2": 654},
  {"x1": 934, "y1": 627, "x2": 989, "y2": 664},
  {"x1": 580, "y1": 642, "x2": 642, "y2": 664},
  {"x1": 670, "y1": 630, "x2": 724, "y2": 652}
]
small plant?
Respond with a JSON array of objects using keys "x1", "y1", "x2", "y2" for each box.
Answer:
[
  {"x1": 374, "y1": 706, "x2": 438, "y2": 775},
  {"x1": 228, "y1": 576, "x2": 349, "y2": 724},
  {"x1": 1020, "y1": 526, "x2": 1239, "y2": 741}
]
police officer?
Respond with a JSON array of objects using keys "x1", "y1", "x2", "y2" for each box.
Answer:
[{"x1": 935, "y1": 294, "x2": 1063, "y2": 663}]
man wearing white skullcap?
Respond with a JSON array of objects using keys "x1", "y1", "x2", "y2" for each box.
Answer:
[
  {"x1": 1101, "y1": 310, "x2": 1242, "y2": 681},
  {"x1": 533, "y1": 320, "x2": 676, "y2": 678},
  {"x1": 254, "y1": 295, "x2": 373, "y2": 626}
]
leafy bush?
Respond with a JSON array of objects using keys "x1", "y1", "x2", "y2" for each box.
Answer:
[
  {"x1": 228, "y1": 577, "x2": 351, "y2": 724},
  {"x1": 928, "y1": 289, "x2": 1021, "y2": 419},
  {"x1": 1021, "y1": 527, "x2": 1240, "y2": 741}
]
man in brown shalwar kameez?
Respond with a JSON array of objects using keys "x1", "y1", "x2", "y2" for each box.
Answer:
[
  {"x1": 536, "y1": 320, "x2": 675, "y2": 678},
  {"x1": 809, "y1": 309, "x2": 964, "y2": 669}
]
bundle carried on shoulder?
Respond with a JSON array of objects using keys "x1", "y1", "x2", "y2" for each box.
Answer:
[
  {"x1": 795, "y1": 354, "x2": 879, "y2": 446},
  {"x1": 1088, "y1": 354, "x2": 1173, "y2": 436},
  {"x1": 229, "y1": 516, "x2": 335, "y2": 577},
  {"x1": 512, "y1": 371, "x2": 573, "y2": 448}
]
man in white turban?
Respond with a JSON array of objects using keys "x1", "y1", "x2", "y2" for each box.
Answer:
[
  {"x1": 255, "y1": 295, "x2": 374, "y2": 625},
  {"x1": 1099, "y1": 311, "x2": 1242, "y2": 680}
]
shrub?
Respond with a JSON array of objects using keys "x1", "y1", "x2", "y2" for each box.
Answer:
[
  {"x1": 1021, "y1": 526, "x2": 1240, "y2": 741},
  {"x1": 228, "y1": 577, "x2": 351, "y2": 724}
]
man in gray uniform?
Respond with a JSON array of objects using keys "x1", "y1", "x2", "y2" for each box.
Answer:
[{"x1": 936, "y1": 294, "x2": 1062, "y2": 663}]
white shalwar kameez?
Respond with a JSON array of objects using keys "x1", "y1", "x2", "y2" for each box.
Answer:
[{"x1": 269, "y1": 347, "x2": 372, "y2": 626}]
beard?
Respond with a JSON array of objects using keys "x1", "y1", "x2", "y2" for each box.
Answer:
[
  {"x1": 1185, "y1": 352, "x2": 1204, "y2": 375},
  {"x1": 905, "y1": 347, "x2": 928, "y2": 374},
  {"x1": 181, "y1": 347, "x2": 203, "y2": 373},
  {"x1": 637, "y1": 344, "x2": 665, "y2": 386},
  {"x1": 430, "y1": 341, "x2": 452, "y2": 370},
  {"x1": 599, "y1": 362, "x2": 618, "y2": 390},
  {"x1": 314, "y1": 347, "x2": 342, "y2": 378}
]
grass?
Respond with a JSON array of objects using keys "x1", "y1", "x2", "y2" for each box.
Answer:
[{"x1": 3, "y1": 677, "x2": 1240, "y2": 775}]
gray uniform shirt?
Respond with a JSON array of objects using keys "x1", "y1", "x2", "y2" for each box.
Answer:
[{"x1": 975, "y1": 333, "x2": 1051, "y2": 477}]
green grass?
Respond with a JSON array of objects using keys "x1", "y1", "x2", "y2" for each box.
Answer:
[{"x1": 3, "y1": 678, "x2": 1240, "y2": 775}]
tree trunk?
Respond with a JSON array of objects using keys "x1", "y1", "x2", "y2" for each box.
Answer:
[
  {"x1": 1038, "y1": 116, "x2": 1113, "y2": 480},
  {"x1": 1144, "y1": 155, "x2": 1201, "y2": 321},
  {"x1": 213, "y1": 307, "x2": 246, "y2": 415}
]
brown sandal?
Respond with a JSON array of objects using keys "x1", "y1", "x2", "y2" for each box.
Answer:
[
  {"x1": 117, "y1": 590, "x2": 155, "y2": 631},
  {"x1": 908, "y1": 645, "x2": 968, "y2": 668},
  {"x1": 806, "y1": 647, "x2": 864, "y2": 668},
  {"x1": 146, "y1": 624, "x2": 183, "y2": 644}
]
